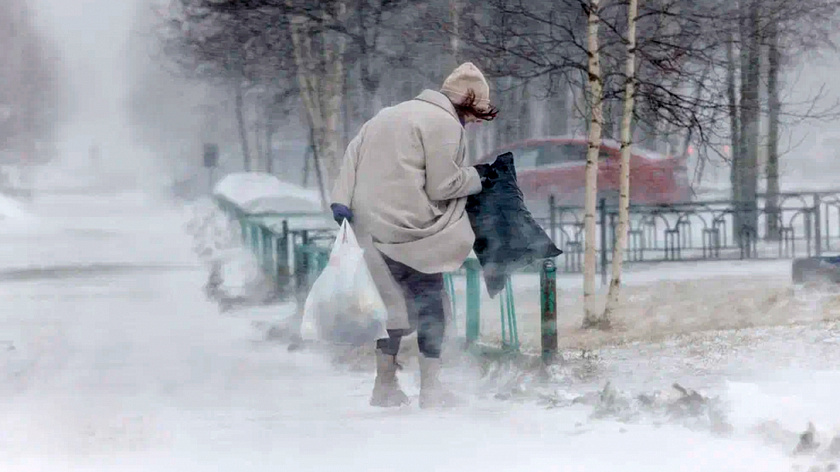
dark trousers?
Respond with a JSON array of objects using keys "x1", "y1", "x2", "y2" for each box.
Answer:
[{"x1": 375, "y1": 254, "x2": 445, "y2": 359}]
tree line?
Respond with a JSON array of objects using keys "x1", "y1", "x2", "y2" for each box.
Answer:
[
  {"x1": 0, "y1": 0, "x2": 65, "y2": 163},
  {"x1": 151, "y1": 0, "x2": 839, "y2": 195},
  {"x1": 146, "y1": 0, "x2": 840, "y2": 328}
]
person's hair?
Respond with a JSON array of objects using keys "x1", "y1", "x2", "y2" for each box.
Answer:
[{"x1": 453, "y1": 89, "x2": 499, "y2": 121}]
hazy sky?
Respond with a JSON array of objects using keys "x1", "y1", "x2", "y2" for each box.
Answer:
[
  {"x1": 27, "y1": 0, "x2": 173, "y2": 183},
  {"x1": 23, "y1": 0, "x2": 840, "y2": 189},
  {"x1": 30, "y1": 0, "x2": 138, "y2": 147}
]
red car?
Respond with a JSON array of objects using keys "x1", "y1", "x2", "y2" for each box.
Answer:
[{"x1": 483, "y1": 136, "x2": 691, "y2": 214}]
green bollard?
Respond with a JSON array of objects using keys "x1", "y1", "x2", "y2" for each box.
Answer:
[
  {"x1": 293, "y1": 245, "x2": 308, "y2": 309},
  {"x1": 499, "y1": 293, "x2": 507, "y2": 349},
  {"x1": 250, "y1": 223, "x2": 260, "y2": 253},
  {"x1": 263, "y1": 228, "x2": 274, "y2": 272},
  {"x1": 307, "y1": 249, "x2": 319, "y2": 287},
  {"x1": 498, "y1": 278, "x2": 519, "y2": 352},
  {"x1": 276, "y1": 221, "x2": 291, "y2": 284},
  {"x1": 505, "y1": 278, "x2": 519, "y2": 351},
  {"x1": 465, "y1": 258, "x2": 481, "y2": 345},
  {"x1": 540, "y1": 259, "x2": 558, "y2": 363},
  {"x1": 240, "y1": 219, "x2": 249, "y2": 244},
  {"x1": 280, "y1": 221, "x2": 289, "y2": 269}
]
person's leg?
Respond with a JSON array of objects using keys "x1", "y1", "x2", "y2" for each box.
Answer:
[
  {"x1": 380, "y1": 254, "x2": 447, "y2": 357},
  {"x1": 374, "y1": 254, "x2": 414, "y2": 358},
  {"x1": 407, "y1": 274, "x2": 445, "y2": 359},
  {"x1": 373, "y1": 254, "x2": 461, "y2": 408},
  {"x1": 399, "y1": 269, "x2": 462, "y2": 408},
  {"x1": 375, "y1": 330, "x2": 403, "y2": 356},
  {"x1": 370, "y1": 256, "x2": 415, "y2": 408},
  {"x1": 380, "y1": 255, "x2": 421, "y2": 336},
  {"x1": 371, "y1": 327, "x2": 410, "y2": 407}
]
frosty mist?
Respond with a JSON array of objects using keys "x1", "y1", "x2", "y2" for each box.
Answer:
[
  {"x1": 23, "y1": 0, "x2": 840, "y2": 189},
  {"x1": 3, "y1": 0, "x2": 840, "y2": 471}
]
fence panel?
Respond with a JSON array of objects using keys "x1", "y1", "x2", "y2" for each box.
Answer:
[{"x1": 543, "y1": 191, "x2": 840, "y2": 273}]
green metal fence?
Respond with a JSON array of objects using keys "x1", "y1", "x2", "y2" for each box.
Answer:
[{"x1": 216, "y1": 196, "x2": 559, "y2": 359}]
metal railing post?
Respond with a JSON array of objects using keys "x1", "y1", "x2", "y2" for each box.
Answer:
[
  {"x1": 540, "y1": 259, "x2": 557, "y2": 363},
  {"x1": 599, "y1": 198, "x2": 608, "y2": 285},
  {"x1": 549, "y1": 195, "x2": 557, "y2": 244},
  {"x1": 465, "y1": 258, "x2": 481, "y2": 346},
  {"x1": 815, "y1": 193, "x2": 822, "y2": 256},
  {"x1": 277, "y1": 220, "x2": 290, "y2": 279}
]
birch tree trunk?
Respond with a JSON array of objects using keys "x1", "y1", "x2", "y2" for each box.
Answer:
[
  {"x1": 601, "y1": 0, "x2": 638, "y2": 325},
  {"x1": 684, "y1": 68, "x2": 709, "y2": 186},
  {"x1": 450, "y1": 0, "x2": 461, "y2": 63},
  {"x1": 253, "y1": 98, "x2": 264, "y2": 172},
  {"x1": 323, "y1": 29, "x2": 346, "y2": 182},
  {"x1": 581, "y1": 0, "x2": 605, "y2": 329},
  {"x1": 765, "y1": 18, "x2": 781, "y2": 240},
  {"x1": 234, "y1": 82, "x2": 252, "y2": 172},
  {"x1": 309, "y1": 124, "x2": 328, "y2": 210},
  {"x1": 288, "y1": 2, "x2": 346, "y2": 194}
]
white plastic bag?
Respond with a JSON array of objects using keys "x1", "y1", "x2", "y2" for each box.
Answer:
[{"x1": 301, "y1": 221, "x2": 388, "y2": 344}]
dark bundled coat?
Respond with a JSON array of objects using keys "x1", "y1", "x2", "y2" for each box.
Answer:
[{"x1": 466, "y1": 152, "x2": 562, "y2": 297}]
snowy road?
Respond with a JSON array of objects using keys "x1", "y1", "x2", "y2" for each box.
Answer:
[{"x1": 0, "y1": 182, "x2": 835, "y2": 471}]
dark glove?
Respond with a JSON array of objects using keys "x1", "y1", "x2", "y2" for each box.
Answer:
[
  {"x1": 474, "y1": 163, "x2": 499, "y2": 190},
  {"x1": 330, "y1": 203, "x2": 353, "y2": 225}
]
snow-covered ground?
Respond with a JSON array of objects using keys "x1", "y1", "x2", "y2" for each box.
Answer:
[
  {"x1": 2, "y1": 164, "x2": 840, "y2": 471},
  {"x1": 0, "y1": 193, "x2": 36, "y2": 232},
  {"x1": 447, "y1": 259, "x2": 816, "y2": 350}
]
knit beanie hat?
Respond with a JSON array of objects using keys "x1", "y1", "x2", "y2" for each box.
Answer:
[{"x1": 441, "y1": 62, "x2": 491, "y2": 112}]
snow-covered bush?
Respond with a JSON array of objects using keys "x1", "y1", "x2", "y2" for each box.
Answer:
[
  {"x1": 184, "y1": 197, "x2": 277, "y2": 309},
  {"x1": 184, "y1": 197, "x2": 242, "y2": 263}
]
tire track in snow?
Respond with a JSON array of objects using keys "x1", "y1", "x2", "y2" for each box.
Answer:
[{"x1": 0, "y1": 263, "x2": 200, "y2": 283}]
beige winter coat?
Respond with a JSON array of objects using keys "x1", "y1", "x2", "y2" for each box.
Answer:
[{"x1": 331, "y1": 89, "x2": 482, "y2": 330}]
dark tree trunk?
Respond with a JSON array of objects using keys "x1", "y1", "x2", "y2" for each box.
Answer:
[
  {"x1": 234, "y1": 82, "x2": 252, "y2": 172},
  {"x1": 548, "y1": 78, "x2": 569, "y2": 136},
  {"x1": 518, "y1": 82, "x2": 532, "y2": 141},
  {"x1": 765, "y1": 18, "x2": 781, "y2": 240},
  {"x1": 265, "y1": 119, "x2": 274, "y2": 174},
  {"x1": 726, "y1": 33, "x2": 741, "y2": 209},
  {"x1": 737, "y1": 0, "x2": 761, "y2": 244}
]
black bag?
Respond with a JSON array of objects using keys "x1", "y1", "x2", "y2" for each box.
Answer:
[{"x1": 466, "y1": 152, "x2": 562, "y2": 298}]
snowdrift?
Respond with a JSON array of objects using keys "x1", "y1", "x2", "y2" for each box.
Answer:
[
  {"x1": 0, "y1": 193, "x2": 35, "y2": 229},
  {"x1": 213, "y1": 172, "x2": 323, "y2": 215},
  {"x1": 185, "y1": 198, "x2": 278, "y2": 307},
  {"x1": 444, "y1": 260, "x2": 840, "y2": 352},
  {"x1": 0, "y1": 194, "x2": 28, "y2": 219}
]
